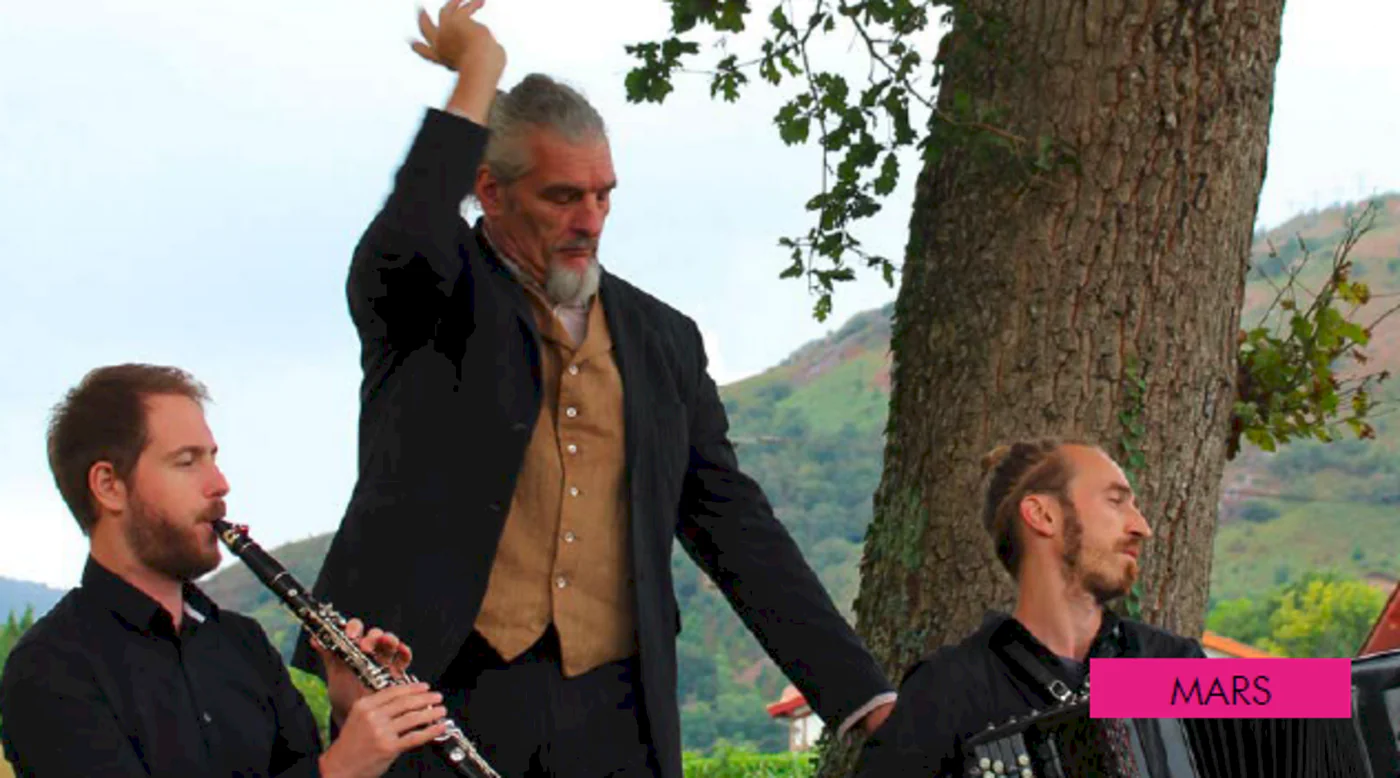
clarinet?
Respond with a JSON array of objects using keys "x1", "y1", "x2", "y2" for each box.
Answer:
[{"x1": 211, "y1": 518, "x2": 503, "y2": 778}]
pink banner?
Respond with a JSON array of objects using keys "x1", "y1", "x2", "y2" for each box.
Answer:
[{"x1": 1088, "y1": 658, "x2": 1352, "y2": 718}]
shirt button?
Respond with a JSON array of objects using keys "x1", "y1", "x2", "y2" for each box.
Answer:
[
  {"x1": 566, "y1": 443, "x2": 578, "y2": 455},
  {"x1": 563, "y1": 531, "x2": 576, "y2": 543},
  {"x1": 565, "y1": 407, "x2": 578, "y2": 418},
  {"x1": 556, "y1": 576, "x2": 568, "y2": 588},
  {"x1": 567, "y1": 365, "x2": 580, "y2": 376},
  {"x1": 202, "y1": 712, "x2": 212, "y2": 724},
  {"x1": 568, "y1": 486, "x2": 580, "y2": 497}
]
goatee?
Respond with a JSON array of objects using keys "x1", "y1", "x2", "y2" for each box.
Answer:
[{"x1": 546, "y1": 257, "x2": 601, "y2": 307}]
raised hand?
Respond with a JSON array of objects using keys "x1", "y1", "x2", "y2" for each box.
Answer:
[{"x1": 410, "y1": 0, "x2": 505, "y2": 76}]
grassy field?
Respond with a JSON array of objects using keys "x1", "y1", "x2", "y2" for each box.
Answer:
[{"x1": 1210, "y1": 499, "x2": 1400, "y2": 604}]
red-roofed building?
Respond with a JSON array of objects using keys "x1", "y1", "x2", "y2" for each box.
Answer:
[
  {"x1": 1359, "y1": 580, "x2": 1400, "y2": 656},
  {"x1": 1201, "y1": 630, "x2": 1275, "y2": 658},
  {"x1": 765, "y1": 685, "x2": 823, "y2": 751}
]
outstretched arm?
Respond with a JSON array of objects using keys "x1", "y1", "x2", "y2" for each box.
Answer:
[
  {"x1": 854, "y1": 660, "x2": 964, "y2": 778},
  {"x1": 674, "y1": 322, "x2": 894, "y2": 738}
]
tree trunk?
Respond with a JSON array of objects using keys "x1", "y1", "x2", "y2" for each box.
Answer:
[{"x1": 818, "y1": 0, "x2": 1284, "y2": 775}]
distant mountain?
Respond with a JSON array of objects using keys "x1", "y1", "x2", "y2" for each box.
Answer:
[
  {"x1": 200, "y1": 193, "x2": 1400, "y2": 753},
  {"x1": 0, "y1": 576, "x2": 67, "y2": 621}
]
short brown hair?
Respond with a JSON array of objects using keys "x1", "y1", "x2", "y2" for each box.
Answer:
[
  {"x1": 46, "y1": 364, "x2": 210, "y2": 534},
  {"x1": 980, "y1": 437, "x2": 1089, "y2": 577}
]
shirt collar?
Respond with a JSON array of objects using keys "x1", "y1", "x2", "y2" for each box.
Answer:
[
  {"x1": 80, "y1": 555, "x2": 217, "y2": 635},
  {"x1": 476, "y1": 218, "x2": 595, "y2": 314},
  {"x1": 985, "y1": 606, "x2": 1127, "y2": 660}
]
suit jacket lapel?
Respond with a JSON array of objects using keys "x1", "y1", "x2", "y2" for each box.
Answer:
[
  {"x1": 470, "y1": 220, "x2": 543, "y2": 384},
  {"x1": 600, "y1": 272, "x2": 646, "y2": 529}
]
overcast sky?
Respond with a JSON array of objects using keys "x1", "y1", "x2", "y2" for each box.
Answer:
[{"x1": 2, "y1": 0, "x2": 1398, "y2": 589}]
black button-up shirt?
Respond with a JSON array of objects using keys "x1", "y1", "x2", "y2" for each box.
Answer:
[{"x1": 0, "y1": 556, "x2": 323, "y2": 777}]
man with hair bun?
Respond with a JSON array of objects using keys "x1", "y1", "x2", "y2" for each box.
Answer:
[{"x1": 854, "y1": 437, "x2": 1206, "y2": 778}]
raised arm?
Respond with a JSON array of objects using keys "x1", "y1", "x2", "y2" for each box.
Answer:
[{"x1": 347, "y1": 0, "x2": 505, "y2": 348}]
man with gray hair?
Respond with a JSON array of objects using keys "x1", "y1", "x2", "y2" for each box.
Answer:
[{"x1": 291, "y1": 2, "x2": 897, "y2": 776}]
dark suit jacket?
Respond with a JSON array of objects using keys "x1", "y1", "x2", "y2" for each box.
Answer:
[{"x1": 291, "y1": 108, "x2": 892, "y2": 778}]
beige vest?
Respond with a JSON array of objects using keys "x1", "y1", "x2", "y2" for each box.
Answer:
[{"x1": 473, "y1": 287, "x2": 636, "y2": 677}]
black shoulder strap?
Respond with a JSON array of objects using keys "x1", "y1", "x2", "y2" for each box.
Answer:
[
  {"x1": 998, "y1": 639, "x2": 1078, "y2": 703},
  {"x1": 988, "y1": 615, "x2": 1124, "y2": 704}
]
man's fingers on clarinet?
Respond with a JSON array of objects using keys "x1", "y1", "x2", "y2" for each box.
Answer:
[
  {"x1": 377, "y1": 690, "x2": 446, "y2": 725},
  {"x1": 356, "y1": 681, "x2": 432, "y2": 711},
  {"x1": 401, "y1": 719, "x2": 451, "y2": 749},
  {"x1": 389, "y1": 703, "x2": 449, "y2": 736}
]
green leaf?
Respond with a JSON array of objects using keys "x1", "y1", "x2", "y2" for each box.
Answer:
[{"x1": 874, "y1": 152, "x2": 900, "y2": 195}]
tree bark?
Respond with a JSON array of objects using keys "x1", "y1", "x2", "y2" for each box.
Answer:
[{"x1": 819, "y1": 0, "x2": 1284, "y2": 775}]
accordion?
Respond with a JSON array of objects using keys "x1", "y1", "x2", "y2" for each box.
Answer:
[{"x1": 960, "y1": 693, "x2": 1375, "y2": 778}]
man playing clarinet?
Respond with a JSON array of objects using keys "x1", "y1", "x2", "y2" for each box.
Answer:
[{"x1": 1, "y1": 363, "x2": 443, "y2": 778}]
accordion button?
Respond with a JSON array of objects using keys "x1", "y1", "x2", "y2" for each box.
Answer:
[
  {"x1": 1021, "y1": 770, "x2": 1033, "y2": 778},
  {"x1": 993, "y1": 760, "x2": 1004, "y2": 772},
  {"x1": 979, "y1": 757, "x2": 990, "y2": 769},
  {"x1": 1018, "y1": 755, "x2": 1029, "y2": 766}
]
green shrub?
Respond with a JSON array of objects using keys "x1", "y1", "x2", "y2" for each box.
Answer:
[{"x1": 682, "y1": 747, "x2": 816, "y2": 778}]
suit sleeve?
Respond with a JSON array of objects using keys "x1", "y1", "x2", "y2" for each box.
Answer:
[
  {"x1": 674, "y1": 321, "x2": 893, "y2": 732},
  {"x1": 855, "y1": 659, "x2": 966, "y2": 778},
  {"x1": 0, "y1": 641, "x2": 151, "y2": 777},
  {"x1": 347, "y1": 107, "x2": 489, "y2": 352}
]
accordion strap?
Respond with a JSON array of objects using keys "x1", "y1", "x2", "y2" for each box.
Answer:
[{"x1": 998, "y1": 639, "x2": 1081, "y2": 704}]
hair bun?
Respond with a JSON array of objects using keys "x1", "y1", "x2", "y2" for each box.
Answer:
[{"x1": 981, "y1": 444, "x2": 1011, "y2": 477}]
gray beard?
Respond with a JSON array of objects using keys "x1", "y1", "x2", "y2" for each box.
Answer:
[{"x1": 546, "y1": 259, "x2": 602, "y2": 307}]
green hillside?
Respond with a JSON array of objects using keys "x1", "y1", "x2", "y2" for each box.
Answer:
[
  {"x1": 0, "y1": 577, "x2": 64, "y2": 622},
  {"x1": 198, "y1": 194, "x2": 1400, "y2": 754}
]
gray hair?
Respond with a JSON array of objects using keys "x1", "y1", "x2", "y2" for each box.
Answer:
[{"x1": 484, "y1": 73, "x2": 608, "y2": 185}]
